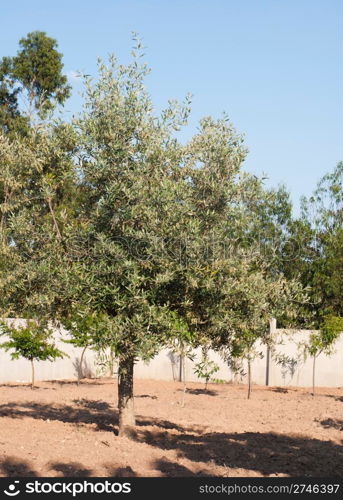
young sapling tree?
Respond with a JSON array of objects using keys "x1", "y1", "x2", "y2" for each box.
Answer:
[
  {"x1": 0, "y1": 320, "x2": 65, "y2": 388},
  {"x1": 303, "y1": 315, "x2": 343, "y2": 395},
  {"x1": 166, "y1": 312, "x2": 195, "y2": 406},
  {"x1": 62, "y1": 311, "x2": 106, "y2": 385},
  {"x1": 193, "y1": 347, "x2": 220, "y2": 391},
  {"x1": 227, "y1": 329, "x2": 264, "y2": 399}
]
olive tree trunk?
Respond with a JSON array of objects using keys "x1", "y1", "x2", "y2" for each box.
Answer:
[
  {"x1": 118, "y1": 356, "x2": 135, "y2": 437},
  {"x1": 312, "y1": 354, "x2": 316, "y2": 396},
  {"x1": 247, "y1": 357, "x2": 251, "y2": 399}
]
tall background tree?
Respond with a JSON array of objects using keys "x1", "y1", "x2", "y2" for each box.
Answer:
[
  {"x1": 303, "y1": 162, "x2": 343, "y2": 320},
  {"x1": 280, "y1": 162, "x2": 343, "y2": 326},
  {"x1": 0, "y1": 31, "x2": 74, "y2": 292},
  {"x1": 0, "y1": 31, "x2": 70, "y2": 134}
]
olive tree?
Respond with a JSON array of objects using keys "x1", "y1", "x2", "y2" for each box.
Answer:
[
  {"x1": 59, "y1": 45, "x2": 274, "y2": 435},
  {"x1": 0, "y1": 38, "x2": 306, "y2": 437}
]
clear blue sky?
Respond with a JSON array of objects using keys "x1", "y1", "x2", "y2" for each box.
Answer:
[{"x1": 2, "y1": 0, "x2": 342, "y2": 213}]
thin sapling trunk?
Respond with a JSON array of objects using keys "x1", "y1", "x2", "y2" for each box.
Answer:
[
  {"x1": 109, "y1": 347, "x2": 115, "y2": 377},
  {"x1": 181, "y1": 356, "x2": 187, "y2": 407},
  {"x1": 247, "y1": 357, "x2": 251, "y2": 400},
  {"x1": 78, "y1": 346, "x2": 87, "y2": 386},
  {"x1": 179, "y1": 354, "x2": 184, "y2": 382},
  {"x1": 312, "y1": 354, "x2": 316, "y2": 396},
  {"x1": 31, "y1": 359, "x2": 35, "y2": 389},
  {"x1": 312, "y1": 350, "x2": 322, "y2": 396}
]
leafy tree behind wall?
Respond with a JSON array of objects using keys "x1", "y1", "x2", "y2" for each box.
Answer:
[
  {"x1": 286, "y1": 163, "x2": 343, "y2": 325},
  {"x1": 307, "y1": 162, "x2": 343, "y2": 319},
  {"x1": 250, "y1": 163, "x2": 343, "y2": 327}
]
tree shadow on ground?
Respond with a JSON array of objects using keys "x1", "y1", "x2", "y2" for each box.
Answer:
[
  {"x1": 73, "y1": 398, "x2": 111, "y2": 411},
  {"x1": 105, "y1": 458, "x2": 212, "y2": 477},
  {"x1": 134, "y1": 425, "x2": 343, "y2": 477},
  {"x1": 135, "y1": 394, "x2": 158, "y2": 400},
  {"x1": 0, "y1": 380, "x2": 103, "y2": 389},
  {"x1": 105, "y1": 465, "x2": 137, "y2": 477},
  {"x1": 153, "y1": 458, "x2": 212, "y2": 477},
  {"x1": 138, "y1": 416, "x2": 199, "y2": 433},
  {"x1": 316, "y1": 393, "x2": 343, "y2": 403},
  {"x1": 328, "y1": 395, "x2": 343, "y2": 403},
  {"x1": 1, "y1": 400, "x2": 343, "y2": 476},
  {"x1": 319, "y1": 418, "x2": 343, "y2": 431},
  {"x1": 48, "y1": 461, "x2": 92, "y2": 477},
  {"x1": 0, "y1": 400, "x2": 117, "y2": 433},
  {"x1": 0, "y1": 384, "x2": 55, "y2": 390},
  {"x1": 183, "y1": 388, "x2": 218, "y2": 396},
  {"x1": 0, "y1": 400, "x2": 200, "y2": 435},
  {"x1": 0, "y1": 457, "x2": 37, "y2": 477},
  {"x1": 47, "y1": 379, "x2": 101, "y2": 386}
]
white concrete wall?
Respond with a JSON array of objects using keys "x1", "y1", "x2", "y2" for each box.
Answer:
[
  {"x1": 133, "y1": 344, "x2": 268, "y2": 385},
  {"x1": 0, "y1": 320, "x2": 99, "y2": 383},
  {"x1": 0, "y1": 319, "x2": 342, "y2": 387},
  {"x1": 268, "y1": 328, "x2": 343, "y2": 387}
]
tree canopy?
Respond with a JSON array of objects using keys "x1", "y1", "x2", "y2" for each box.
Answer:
[{"x1": 0, "y1": 31, "x2": 70, "y2": 135}]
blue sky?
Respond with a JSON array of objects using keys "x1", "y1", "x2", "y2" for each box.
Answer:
[{"x1": 1, "y1": 0, "x2": 342, "y2": 213}]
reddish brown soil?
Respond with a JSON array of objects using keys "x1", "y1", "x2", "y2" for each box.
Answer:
[{"x1": 0, "y1": 378, "x2": 342, "y2": 477}]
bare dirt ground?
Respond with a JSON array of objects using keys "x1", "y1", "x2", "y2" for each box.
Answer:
[{"x1": 0, "y1": 378, "x2": 342, "y2": 477}]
